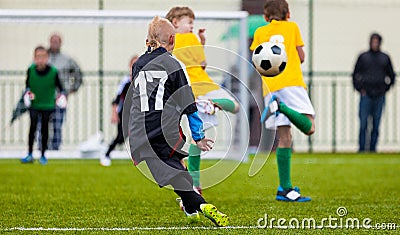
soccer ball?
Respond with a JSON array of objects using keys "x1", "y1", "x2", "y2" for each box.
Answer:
[{"x1": 252, "y1": 42, "x2": 287, "y2": 77}]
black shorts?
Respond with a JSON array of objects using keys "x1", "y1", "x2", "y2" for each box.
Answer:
[{"x1": 137, "y1": 137, "x2": 191, "y2": 188}]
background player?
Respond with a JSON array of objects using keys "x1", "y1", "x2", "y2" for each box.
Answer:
[
  {"x1": 128, "y1": 16, "x2": 228, "y2": 226},
  {"x1": 166, "y1": 6, "x2": 239, "y2": 194},
  {"x1": 250, "y1": 0, "x2": 315, "y2": 202},
  {"x1": 100, "y1": 55, "x2": 138, "y2": 167},
  {"x1": 21, "y1": 46, "x2": 64, "y2": 165}
]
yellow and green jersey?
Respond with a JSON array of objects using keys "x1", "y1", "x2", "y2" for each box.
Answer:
[
  {"x1": 173, "y1": 33, "x2": 219, "y2": 97},
  {"x1": 250, "y1": 20, "x2": 307, "y2": 96}
]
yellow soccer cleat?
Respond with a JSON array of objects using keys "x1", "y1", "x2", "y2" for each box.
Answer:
[{"x1": 200, "y1": 203, "x2": 229, "y2": 227}]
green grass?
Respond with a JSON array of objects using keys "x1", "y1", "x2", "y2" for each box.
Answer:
[{"x1": 1, "y1": 153, "x2": 399, "y2": 234}]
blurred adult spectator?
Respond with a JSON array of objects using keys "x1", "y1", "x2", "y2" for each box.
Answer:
[
  {"x1": 352, "y1": 33, "x2": 395, "y2": 152},
  {"x1": 47, "y1": 33, "x2": 83, "y2": 150}
]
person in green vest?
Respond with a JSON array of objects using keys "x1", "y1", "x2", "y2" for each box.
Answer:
[{"x1": 21, "y1": 46, "x2": 64, "y2": 165}]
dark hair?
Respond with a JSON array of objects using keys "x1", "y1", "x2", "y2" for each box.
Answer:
[
  {"x1": 370, "y1": 33, "x2": 382, "y2": 44},
  {"x1": 34, "y1": 45, "x2": 47, "y2": 55},
  {"x1": 264, "y1": 0, "x2": 289, "y2": 21}
]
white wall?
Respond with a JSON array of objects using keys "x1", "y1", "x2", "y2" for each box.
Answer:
[
  {"x1": 3, "y1": 0, "x2": 399, "y2": 73},
  {"x1": 0, "y1": 0, "x2": 240, "y2": 11},
  {"x1": 0, "y1": 0, "x2": 241, "y2": 72},
  {"x1": 313, "y1": 0, "x2": 400, "y2": 72}
]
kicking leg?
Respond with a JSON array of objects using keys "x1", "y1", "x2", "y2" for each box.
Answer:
[
  {"x1": 171, "y1": 174, "x2": 229, "y2": 226},
  {"x1": 171, "y1": 173, "x2": 204, "y2": 223},
  {"x1": 279, "y1": 103, "x2": 314, "y2": 135},
  {"x1": 270, "y1": 96, "x2": 315, "y2": 135}
]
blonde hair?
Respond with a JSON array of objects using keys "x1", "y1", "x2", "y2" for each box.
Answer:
[
  {"x1": 264, "y1": 0, "x2": 289, "y2": 21},
  {"x1": 146, "y1": 16, "x2": 175, "y2": 52},
  {"x1": 165, "y1": 6, "x2": 195, "y2": 22}
]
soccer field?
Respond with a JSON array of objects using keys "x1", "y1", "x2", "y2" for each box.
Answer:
[{"x1": 1, "y1": 153, "x2": 399, "y2": 234}]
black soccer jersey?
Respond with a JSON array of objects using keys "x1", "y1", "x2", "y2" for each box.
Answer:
[{"x1": 128, "y1": 47, "x2": 197, "y2": 163}]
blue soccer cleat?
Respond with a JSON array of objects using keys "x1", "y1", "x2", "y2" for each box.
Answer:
[
  {"x1": 39, "y1": 155, "x2": 48, "y2": 165},
  {"x1": 21, "y1": 154, "x2": 34, "y2": 163},
  {"x1": 276, "y1": 186, "x2": 311, "y2": 202},
  {"x1": 260, "y1": 95, "x2": 280, "y2": 123}
]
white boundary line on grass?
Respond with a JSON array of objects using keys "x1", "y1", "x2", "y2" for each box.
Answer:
[
  {"x1": 2, "y1": 226, "x2": 260, "y2": 231},
  {"x1": 4, "y1": 225, "x2": 400, "y2": 231}
]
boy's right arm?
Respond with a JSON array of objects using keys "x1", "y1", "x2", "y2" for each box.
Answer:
[
  {"x1": 24, "y1": 68, "x2": 35, "y2": 102},
  {"x1": 25, "y1": 68, "x2": 30, "y2": 90},
  {"x1": 352, "y1": 55, "x2": 364, "y2": 93}
]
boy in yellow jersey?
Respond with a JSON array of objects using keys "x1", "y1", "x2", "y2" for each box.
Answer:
[
  {"x1": 250, "y1": 0, "x2": 315, "y2": 202},
  {"x1": 166, "y1": 6, "x2": 239, "y2": 194}
]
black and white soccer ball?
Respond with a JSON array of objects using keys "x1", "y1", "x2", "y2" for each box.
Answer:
[{"x1": 252, "y1": 42, "x2": 287, "y2": 77}]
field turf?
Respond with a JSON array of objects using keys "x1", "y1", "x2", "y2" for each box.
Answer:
[{"x1": 1, "y1": 153, "x2": 399, "y2": 234}]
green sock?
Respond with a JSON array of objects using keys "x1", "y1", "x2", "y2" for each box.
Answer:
[
  {"x1": 188, "y1": 144, "x2": 201, "y2": 187},
  {"x1": 211, "y1": 98, "x2": 236, "y2": 113},
  {"x1": 276, "y1": 148, "x2": 292, "y2": 190},
  {"x1": 279, "y1": 103, "x2": 312, "y2": 134}
]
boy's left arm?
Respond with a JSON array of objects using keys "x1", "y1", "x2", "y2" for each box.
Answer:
[
  {"x1": 55, "y1": 72, "x2": 68, "y2": 108},
  {"x1": 294, "y1": 23, "x2": 305, "y2": 64},
  {"x1": 198, "y1": 28, "x2": 206, "y2": 46},
  {"x1": 198, "y1": 29, "x2": 208, "y2": 69},
  {"x1": 69, "y1": 58, "x2": 83, "y2": 93},
  {"x1": 385, "y1": 55, "x2": 396, "y2": 90},
  {"x1": 296, "y1": 46, "x2": 305, "y2": 64}
]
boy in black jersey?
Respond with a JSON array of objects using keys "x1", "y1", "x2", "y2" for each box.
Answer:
[{"x1": 127, "y1": 16, "x2": 229, "y2": 227}]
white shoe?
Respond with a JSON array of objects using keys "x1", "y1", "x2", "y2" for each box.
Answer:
[
  {"x1": 100, "y1": 156, "x2": 111, "y2": 166},
  {"x1": 176, "y1": 198, "x2": 200, "y2": 223},
  {"x1": 184, "y1": 210, "x2": 200, "y2": 223}
]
